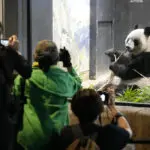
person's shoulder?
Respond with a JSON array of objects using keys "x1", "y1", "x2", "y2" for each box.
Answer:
[
  {"x1": 102, "y1": 124, "x2": 124, "y2": 131},
  {"x1": 49, "y1": 66, "x2": 72, "y2": 77},
  {"x1": 6, "y1": 46, "x2": 18, "y2": 55},
  {"x1": 102, "y1": 124, "x2": 130, "y2": 138},
  {"x1": 6, "y1": 46, "x2": 24, "y2": 63},
  {"x1": 60, "y1": 124, "x2": 83, "y2": 141},
  {"x1": 61, "y1": 125, "x2": 73, "y2": 135},
  {"x1": 56, "y1": 125, "x2": 75, "y2": 150},
  {"x1": 50, "y1": 65, "x2": 66, "y2": 72},
  {"x1": 97, "y1": 124, "x2": 130, "y2": 150}
]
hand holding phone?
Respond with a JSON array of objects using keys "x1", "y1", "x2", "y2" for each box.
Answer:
[
  {"x1": 98, "y1": 84, "x2": 116, "y2": 106},
  {"x1": 8, "y1": 35, "x2": 19, "y2": 51}
]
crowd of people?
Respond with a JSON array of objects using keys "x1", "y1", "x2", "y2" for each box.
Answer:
[{"x1": 0, "y1": 33, "x2": 133, "y2": 150}]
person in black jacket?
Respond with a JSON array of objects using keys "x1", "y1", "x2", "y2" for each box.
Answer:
[{"x1": 0, "y1": 34, "x2": 32, "y2": 150}]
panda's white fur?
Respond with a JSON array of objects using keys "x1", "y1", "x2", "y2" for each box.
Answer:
[
  {"x1": 125, "y1": 28, "x2": 150, "y2": 55},
  {"x1": 111, "y1": 75, "x2": 150, "y2": 88},
  {"x1": 111, "y1": 27, "x2": 150, "y2": 88}
]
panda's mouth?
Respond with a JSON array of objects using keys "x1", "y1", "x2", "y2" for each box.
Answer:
[{"x1": 126, "y1": 46, "x2": 133, "y2": 52}]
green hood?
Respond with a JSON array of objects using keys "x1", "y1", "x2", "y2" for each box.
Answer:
[
  {"x1": 30, "y1": 66, "x2": 81, "y2": 97},
  {"x1": 14, "y1": 65, "x2": 81, "y2": 150}
]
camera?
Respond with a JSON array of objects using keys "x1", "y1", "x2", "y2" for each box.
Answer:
[
  {"x1": 0, "y1": 39, "x2": 8, "y2": 54},
  {"x1": 0, "y1": 23, "x2": 8, "y2": 47},
  {"x1": 98, "y1": 91, "x2": 109, "y2": 105},
  {"x1": 59, "y1": 47, "x2": 67, "y2": 61}
]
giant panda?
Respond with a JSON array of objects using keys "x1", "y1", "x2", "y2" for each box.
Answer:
[{"x1": 104, "y1": 25, "x2": 150, "y2": 93}]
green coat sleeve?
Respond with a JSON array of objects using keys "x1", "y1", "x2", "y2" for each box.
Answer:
[
  {"x1": 13, "y1": 75, "x2": 29, "y2": 97},
  {"x1": 65, "y1": 67, "x2": 82, "y2": 97},
  {"x1": 13, "y1": 75, "x2": 22, "y2": 96}
]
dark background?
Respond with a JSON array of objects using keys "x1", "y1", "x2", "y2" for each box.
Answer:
[{"x1": 2, "y1": 0, "x2": 150, "y2": 79}]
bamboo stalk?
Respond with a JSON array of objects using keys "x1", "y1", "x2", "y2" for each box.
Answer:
[{"x1": 98, "y1": 50, "x2": 127, "y2": 91}]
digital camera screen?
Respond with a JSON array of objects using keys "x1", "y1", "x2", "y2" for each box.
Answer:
[
  {"x1": 1, "y1": 40, "x2": 9, "y2": 46},
  {"x1": 98, "y1": 91, "x2": 109, "y2": 105},
  {"x1": 100, "y1": 93, "x2": 106, "y2": 102}
]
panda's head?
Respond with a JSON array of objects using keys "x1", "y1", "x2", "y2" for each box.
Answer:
[{"x1": 125, "y1": 25, "x2": 150, "y2": 55}]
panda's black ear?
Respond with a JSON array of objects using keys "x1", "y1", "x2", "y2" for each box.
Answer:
[
  {"x1": 144, "y1": 27, "x2": 150, "y2": 36},
  {"x1": 134, "y1": 24, "x2": 138, "y2": 29}
]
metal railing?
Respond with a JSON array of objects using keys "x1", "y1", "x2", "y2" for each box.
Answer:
[
  {"x1": 129, "y1": 139, "x2": 150, "y2": 144},
  {"x1": 115, "y1": 101, "x2": 150, "y2": 108},
  {"x1": 68, "y1": 98, "x2": 150, "y2": 107}
]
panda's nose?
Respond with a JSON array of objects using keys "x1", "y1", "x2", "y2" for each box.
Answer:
[{"x1": 126, "y1": 46, "x2": 132, "y2": 52}]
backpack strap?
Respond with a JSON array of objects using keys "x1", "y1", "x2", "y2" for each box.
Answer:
[
  {"x1": 90, "y1": 132, "x2": 98, "y2": 141},
  {"x1": 71, "y1": 125, "x2": 98, "y2": 141},
  {"x1": 20, "y1": 78, "x2": 27, "y2": 104},
  {"x1": 70, "y1": 125, "x2": 100, "y2": 150},
  {"x1": 71, "y1": 125, "x2": 84, "y2": 139},
  {"x1": 17, "y1": 78, "x2": 27, "y2": 131}
]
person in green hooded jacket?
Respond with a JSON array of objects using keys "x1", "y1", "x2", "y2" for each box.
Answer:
[{"x1": 13, "y1": 40, "x2": 82, "y2": 150}]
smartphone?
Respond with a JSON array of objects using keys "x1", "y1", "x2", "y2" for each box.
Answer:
[{"x1": 1, "y1": 40, "x2": 9, "y2": 46}]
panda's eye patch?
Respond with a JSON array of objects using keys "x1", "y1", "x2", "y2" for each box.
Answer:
[{"x1": 134, "y1": 39, "x2": 139, "y2": 46}]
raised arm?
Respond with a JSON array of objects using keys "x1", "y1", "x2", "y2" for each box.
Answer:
[{"x1": 8, "y1": 35, "x2": 32, "y2": 79}]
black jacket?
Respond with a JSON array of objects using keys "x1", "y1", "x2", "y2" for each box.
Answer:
[
  {"x1": 0, "y1": 44, "x2": 32, "y2": 149},
  {"x1": 0, "y1": 45, "x2": 32, "y2": 84},
  {"x1": 0, "y1": 44, "x2": 32, "y2": 108},
  {"x1": 50, "y1": 123, "x2": 130, "y2": 150}
]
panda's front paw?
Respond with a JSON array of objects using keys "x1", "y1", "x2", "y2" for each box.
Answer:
[
  {"x1": 105, "y1": 49, "x2": 121, "y2": 62},
  {"x1": 110, "y1": 62, "x2": 127, "y2": 77},
  {"x1": 109, "y1": 62, "x2": 116, "y2": 71},
  {"x1": 109, "y1": 62, "x2": 121, "y2": 75}
]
